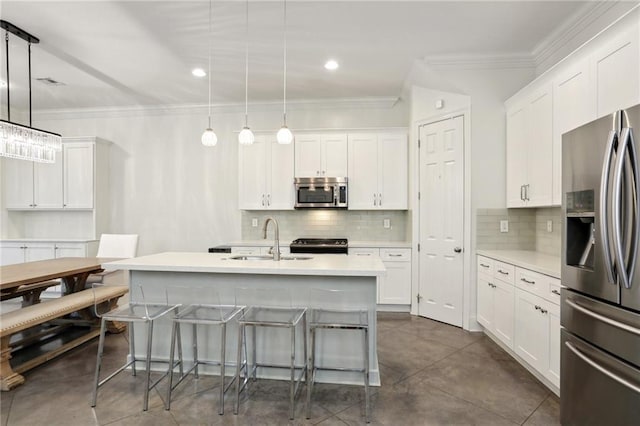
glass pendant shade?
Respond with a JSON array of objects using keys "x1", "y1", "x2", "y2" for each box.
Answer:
[
  {"x1": 277, "y1": 126, "x2": 293, "y2": 144},
  {"x1": 238, "y1": 127, "x2": 255, "y2": 145},
  {"x1": 201, "y1": 128, "x2": 218, "y2": 146},
  {"x1": 0, "y1": 120, "x2": 62, "y2": 163}
]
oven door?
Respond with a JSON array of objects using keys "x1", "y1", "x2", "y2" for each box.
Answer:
[{"x1": 295, "y1": 185, "x2": 336, "y2": 208}]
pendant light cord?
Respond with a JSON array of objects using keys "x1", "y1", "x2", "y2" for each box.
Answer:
[
  {"x1": 244, "y1": 0, "x2": 249, "y2": 127},
  {"x1": 207, "y1": 0, "x2": 212, "y2": 128},
  {"x1": 5, "y1": 31, "x2": 10, "y2": 121},
  {"x1": 282, "y1": 0, "x2": 287, "y2": 126},
  {"x1": 28, "y1": 42, "x2": 32, "y2": 126}
]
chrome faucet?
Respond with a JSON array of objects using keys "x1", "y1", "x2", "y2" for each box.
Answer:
[{"x1": 262, "y1": 217, "x2": 280, "y2": 261}]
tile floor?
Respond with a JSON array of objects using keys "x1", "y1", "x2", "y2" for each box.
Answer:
[{"x1": 0, "y1": 314, "x2": 560, "y2": 425}]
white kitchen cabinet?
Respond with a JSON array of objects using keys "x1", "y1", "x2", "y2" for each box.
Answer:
[
  {"x1": 239, "y1": 135, "x2": 294, "y2": 210},
  {"x1": 3, "y1": 139, "x2": 101, "y2": 210},
  {"x1": 0, "y1": 242, "x2": 56, "y2": 265},
  {"x1": 592, "y1": 23, "x2": 640, "y2": 117},
  {"x1": 63, "y1": 143, "x2": 94, "y2": 209},
  {"x1": 552, "y1": 58, "x2": 595, "y2": 205},
  {"x1": 506, "y1": 82, "x2": 553, "y2": 208},
  {"x1": 476, "y1": 256, "x2": 514, "y2": 349},
  {"x1": 348, "y1": 133, "x2": 407, "y2": 210},
  {"x1": 294, "y1": 133, "x2": 347, "y2": 177},
  {"x1": 349, "y1": 247, "x2": 411, "y2": 308}
]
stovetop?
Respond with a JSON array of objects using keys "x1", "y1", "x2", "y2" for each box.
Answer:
[{"x1": 290, "y1": 238, "x2": 348, "y2": 254}]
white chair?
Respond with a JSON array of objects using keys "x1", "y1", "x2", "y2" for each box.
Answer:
[
  {"x1": 87, "y1": 234, "x2": 139, "y2": 285},
  {"x1": 91, "y1": 283, "x2": 181, "y2": 411},
  {"x1": 306, "y1": 288, "x2": 371, "y2": 423}
]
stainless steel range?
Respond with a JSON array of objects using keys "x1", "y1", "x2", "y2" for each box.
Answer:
[{"x1": 289, "y1": 238, "x2": 348, "y2": 254}]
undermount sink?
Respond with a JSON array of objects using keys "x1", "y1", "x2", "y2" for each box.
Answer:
[{"x1": 228, "y1": 255, "x2": 313, "y2": 261}]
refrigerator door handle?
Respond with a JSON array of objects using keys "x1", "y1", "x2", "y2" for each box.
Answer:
[
  {"x1": 565, "y1": 298, "x2": 640, "y2": 336},
  {"x1": 600, "y1": 129, "x2": 618, "y2": 285},
  {"x1": 565, "y1": 341, "x2": 640, "y2": 394},
  {"x1": 622, "y1": 127, "x2": 639, "y2": 289}
]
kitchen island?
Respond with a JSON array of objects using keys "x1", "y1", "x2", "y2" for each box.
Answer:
[{"x1": 104, "y1": 252, "x2": 385, "y2": 385}]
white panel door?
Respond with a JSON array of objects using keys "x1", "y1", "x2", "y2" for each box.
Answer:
[
  {"x1": 593, "y1": 25, "x2": 640, "y2": 117},
  {"x1": 55, "y1": 243, "x2": 88, "y2": 258},
  {"x1": 526, "y1": 84, "x2": 553, "y2": 207},
  {"x1": 506, "y1": 105, "x2": 527, "y2": 207},
  {"x1": 294, "y1": 134, "x2": 321, "y2": 177},
  {"x1": 515, "y1": 289, "x2": 548, "y2": 372},
  {"x1": 419, "y1": 116, "x2": 464, "y2": 327},
  {"x1": 3, "y1": 158, "x2": 34, "y2": 208},
  {"x1": 239, "y1": 136, "x2": 268, "y2": 209},
  {"x1": 348, "y1": 134, "x2": 378, "y2": 210},
  {"x1": 24, "y1": 243, "x2": 56, "y2": 262},
  {"x1": 321, "y1": 134, "x2": 348, "y2": 177},
  {"x1": 267, "y1": 138, "x2": 294, "y2": 210},
  {"x1": 380, "y1": 262, "x2": 411, "y2": 304},
  {"x1": 476, "y1": 274, "x2": 493, "y2": 330},
  {"x1": 0, "y1": 244, "x2": 25, "y2": 265},
  {"x1": 34, "y1": 159, "x2": 64, "y2": 209},
  {"x1": 63, "y1": 143, "x2": 94, "y2": 208},
  {"x1": 552, "y1": 59, "x2": 594, "y2": 205},
  {"x1": 547, "y1": 302, "x2": 561, "y2": 388},
  {"x1": 378, "y1": 133, "x2": 408, "y2": 210}
]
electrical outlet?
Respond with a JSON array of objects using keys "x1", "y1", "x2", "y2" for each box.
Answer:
[
  {"x1": 252, "y1": 218, "x2": 258, "y2": 227},
  {"x1": 547, "y1": 220, "x2": 553, "y2": 233},
  {"x1": 500, "y1": 220, "x2": 509, "y2": 233},
  {"x1": 383, "y1": 219, "x2": 391, "y2": 229}
]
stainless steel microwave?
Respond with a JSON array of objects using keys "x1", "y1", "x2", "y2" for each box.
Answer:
[{"x1": 294, "y1": 177, "x2": 348, "y2": 209}]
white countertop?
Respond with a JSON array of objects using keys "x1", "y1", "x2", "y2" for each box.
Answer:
[
  {"x1": 476, "y1": 249, "x2": 561, "y2": 278},
  {"x1": 104, "y1": 251, "x2": 386, "y2": 277},
  {"x1": 0, "y1": 238, "x2": 98, "y2": 243}
]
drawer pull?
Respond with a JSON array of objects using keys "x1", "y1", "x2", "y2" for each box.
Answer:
[
  {"x1": 480, "y1": 263, "x2": 490, "y2": 268},
  {"x1": 497, "y1": 269, "x2": 509, "y2": 275},
  {"x1": 356, "y1": 253, "x2": 372, "y2": 256},
  {"x1": 551, "y1": 289, "x2": 561, "y2": 296},
  {"x1": 520, "y1": 277, "x2": 535, "y2": 285},
  {"x1": 388, "y1": 254, "x2": 403, "y2": 257},
  {"x1": 488, "y1": 283, "x2": 496, "y2": 288}
]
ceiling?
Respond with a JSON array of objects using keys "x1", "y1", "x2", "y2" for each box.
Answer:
[{"x1": 0, "y1": 1, "x2": 598, "y2": 111}]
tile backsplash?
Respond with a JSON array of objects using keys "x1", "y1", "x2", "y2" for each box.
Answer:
[
  {"x1": 241, "y1": 210, "x2": 408, "y2": 242},
  {"x1": 476, "y1": 207, "x2": 561, "y2": 256}
]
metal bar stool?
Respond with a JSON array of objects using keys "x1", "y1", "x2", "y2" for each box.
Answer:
[
  {"x1": 234, "y1": 287, "x2": 308, "y2": 420},
  {"x1": 91, "y1": 284, "x2": 182, "y2": 411},
  {"x1": 306, "y1": 288, "x2": 371, "y2": 423},
  {"x1": 165, "y1": 286, "x2": 243, "y2": 415}
]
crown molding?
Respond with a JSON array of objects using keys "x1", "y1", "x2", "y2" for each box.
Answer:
[
  {"x1": 34, "y1": 97, "x2": 401, "y2": 121},
  {"x1": 421, "y1": 53, "x2": 536, "y2": 70},
  {"x1": 532, "y1": 0, "x2": 625, "y2": 70}
]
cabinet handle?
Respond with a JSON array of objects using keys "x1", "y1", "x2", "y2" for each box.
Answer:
[
  {"x1": 540, "y1": 308, "x2": 548, "y2": 314},
  {"x1": 534, "y1": 305, "x2": 541, "y2": 311},
  {"x1": 488, "y1": 283, "x2": 496, "y2": 288},
  {"x1": 373, "y1": 194, "x2": 377, "y2": 207},
  {"x1": 497, "y1": 269, "x2": 509, "y2": 275},
  {"x1": 356, "y1": 253, "x2": 372, "y2": 256},
  {"x1": 525, "y1": 184, "x2": 530, "y2": 201},
  {"x1": 261, "y1": 194, "x2": 265, "y2": 206},
  {"x1": 267, "y1": 194, "x2": 271, "y2": 206},
  {"x1": 520, "y1": 277, "x2": 535, "y2": 285},
  {"x1": 379, "y1": 193, "x2": 382, "y2": 206},
  {"x1": 551, "y1": 289, "x2": 561, "y2": 296},
  {"x1": 480, "y1": 263, "x2": 490, "y2": 268},
  {"x1": 520, "y1": 185, "x2": 525, "y2": 201},
  {"x1": 389, "y1": 253, "x2": 403, "y2": 257},
  {"x1": 317, "y1": 171, "x2": 320, "y2": 175}
]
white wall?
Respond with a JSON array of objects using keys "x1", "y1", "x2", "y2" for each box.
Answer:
[{"x1": 31, "y1": 101, "x2": 408, "y2": 255}]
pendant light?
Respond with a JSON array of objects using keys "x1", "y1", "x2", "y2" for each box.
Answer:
[
  {"x1": 0, "y1": 20, "x2": 62, "y2": 163},
  {"x1": 276, "y1": 0, "x2": 293, "y2": 144},
  {"x1": 201, "y1": 0, "x2": 217, "y2": 147},
  {"x1": 238, "y1": 0, "x2": 254, "y2": 145}
]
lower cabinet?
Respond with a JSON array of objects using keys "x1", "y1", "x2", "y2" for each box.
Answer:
[
  {"x1": 349, "y1": 247, "x2": 412, "y2": 307},
  {"x1": 477, "y1": 254, "x2": 561, "y2": 392}
]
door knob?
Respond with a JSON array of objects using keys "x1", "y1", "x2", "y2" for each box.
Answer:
[{"x1": 454, "y1": 247, "x2": 462, "y2": 253}]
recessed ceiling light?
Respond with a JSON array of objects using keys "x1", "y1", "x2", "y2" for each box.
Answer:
[
  {"x1": 324, "y1": 60, "x2": 339, "y2": 71},
  {"x1": 0, "y1": 80, "x2": 6, "y2": 88},
  {"x1": 192, "y1": 68, "x2": 206, "y2": 78}
]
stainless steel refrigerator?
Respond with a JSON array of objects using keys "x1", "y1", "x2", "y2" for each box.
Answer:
[{"x1": 562, "y1": 103, "x2": 640, "y2": 424}]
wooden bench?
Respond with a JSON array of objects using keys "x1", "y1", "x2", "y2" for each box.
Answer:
[
  {"x1": 0, "y1": 285, "x2": 128, "y2": 391},
  {"x1": 0, "y1": 280, "x2": 61, "y2": 305}
]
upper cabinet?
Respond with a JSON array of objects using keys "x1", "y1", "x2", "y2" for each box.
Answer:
[
  {"x1": 506, "y1": 82, "x2": 553, "y2": 208},
  {"x1": 3, "y1": 138, "x2": 102, "y2": 210},
  {"x1": 348, "y1": 132, "x2": 408, "y2": 210},
  {"x1": 294, "y1": 133, "x2": 347, "y2": 177},
  {"x1": 506, "y1": 12, "x2": 639, "y2": 208},
  {"x1": 239, "y1": 135, "x2": 294, "y2": 210}
]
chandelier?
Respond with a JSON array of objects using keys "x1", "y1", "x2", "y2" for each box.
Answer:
[{"x1": 1, "y1": 20, "x2": 62, "y2": 163}]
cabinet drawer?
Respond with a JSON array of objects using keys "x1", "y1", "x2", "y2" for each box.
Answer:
[
  {"x1": 380, "y1": 248, "x2": 410, "y2": 262},
  {"x1": 348, "y1": 248, "x2": 380, "y2": 257},
  {"x1": 477, "y1": 256, "x2": 494, "y2": 275},
  {"x1": 494, "y1": 261, "x2": 515, "y2": 284},
  {"x1": 547, "y1": 280, "x2": 562, "y2": 305}
]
